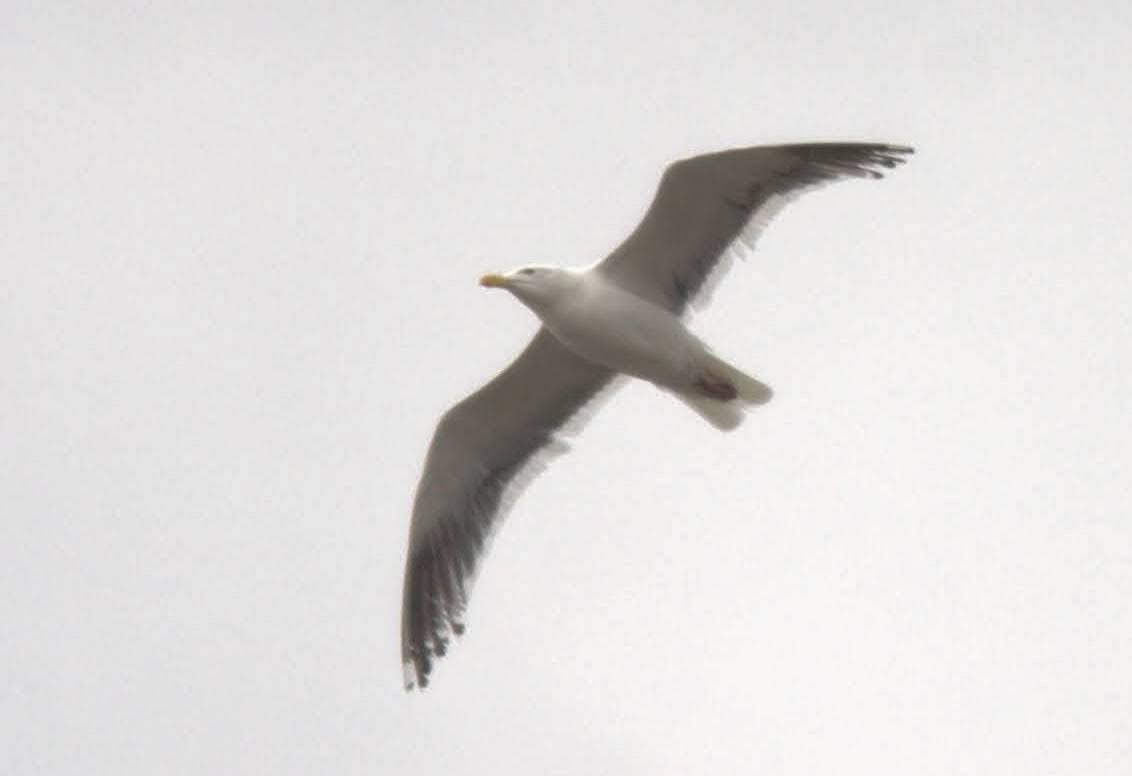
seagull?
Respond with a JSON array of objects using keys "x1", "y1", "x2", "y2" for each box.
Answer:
[{"x1": 401, "y1": 142, "x2": 913, "y2": 689}]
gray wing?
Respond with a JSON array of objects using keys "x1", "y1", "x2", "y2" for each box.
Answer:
[
  {"x1": 401, "y1": 328, "x2": 614, "y2": 690},
  {"x1": 597, "y1": 143, "x2": 913, "y2": 314}
]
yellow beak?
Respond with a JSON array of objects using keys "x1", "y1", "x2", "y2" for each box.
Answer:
[{"x1": 479, "y1": 273, "x2": 508, "y2": 288}]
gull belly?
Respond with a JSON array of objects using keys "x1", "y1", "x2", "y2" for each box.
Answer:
[{"x1": 538, "y1": 274, "x2": 702, "y2": 390}]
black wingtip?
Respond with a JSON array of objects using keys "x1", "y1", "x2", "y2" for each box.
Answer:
[
  {"x1": 791, "y1": 142, "x2": 915, "y2": 181},
  {"x1": 402, "y1": 653, "x2": 433, "y2": 692}
]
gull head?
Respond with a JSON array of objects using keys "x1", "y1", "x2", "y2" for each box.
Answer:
[{"x1": 478, "y1": 265, "x2": 580, "y2": 311}]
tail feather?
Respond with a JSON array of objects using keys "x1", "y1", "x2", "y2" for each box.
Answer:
[
  {"x1": 702, "y1": 353, "x2": 773, "y2": 405},
  {"x1": 674, "y1": 390, "x2": 745, "y2": 431},
  {"x1": 673, "y1": 354, "x2": 772, "y2": 430}
]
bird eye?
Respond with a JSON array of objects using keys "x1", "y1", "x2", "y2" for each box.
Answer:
[{"x1": 518, "y1": 268, "x2": 536, "y2": 276}]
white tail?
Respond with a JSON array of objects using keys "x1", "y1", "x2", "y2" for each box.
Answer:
[
  {"x1": 672, "y1": 353, "x2": 772, "y2": 431},
  {"x1": 673, "y1": 390, "x2": 745, "y2": 430},
  {"x1": 701, "y1": 353, "x2": 773, "y2": 405}
]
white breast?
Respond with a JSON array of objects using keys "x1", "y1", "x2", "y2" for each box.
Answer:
[{"x1": 538, "y1": 275, "x2": 701, "y2": 388}]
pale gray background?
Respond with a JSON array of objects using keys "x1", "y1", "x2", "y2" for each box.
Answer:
[{"x1": 3, "y1": 2, "x2": 1130, "y2": 774}]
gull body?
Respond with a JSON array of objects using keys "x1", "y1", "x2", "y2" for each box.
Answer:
[
  {"x1": 547, "y1": 273, "x2": 698, "y2": 387},
  {"x1": 401, "y1": 142, "x2": 913, "y2": 689},
  {"x1": 481, "y1": 266, "x2": 769, "y2": 426}
]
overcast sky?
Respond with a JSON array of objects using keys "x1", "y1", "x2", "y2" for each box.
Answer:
[{"x1": 4, "y1": 2, "x2": 1130, "y2": 774}]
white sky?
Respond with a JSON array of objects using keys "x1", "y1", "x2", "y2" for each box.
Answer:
[{"x1": 4, "y1": 1, "x2": 1131, "y2": 774}]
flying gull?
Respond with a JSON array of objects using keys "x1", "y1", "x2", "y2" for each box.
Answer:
[{"x1": 401, "y1": 142, "x2": 913, "y2": 689}]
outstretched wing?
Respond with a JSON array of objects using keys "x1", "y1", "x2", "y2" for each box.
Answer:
[
  {"x1": 401, "y1": 328, "x2": 614, "y2": 690},
  {"x1": 597, "y1": 143, "x2": 913, "y2": 314}
]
